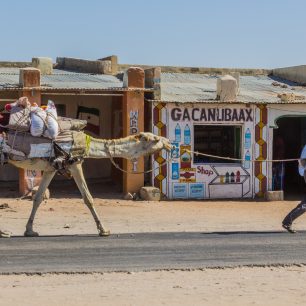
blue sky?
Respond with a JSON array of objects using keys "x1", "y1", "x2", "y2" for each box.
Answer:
[{"x1": 1, "y1": 0, "x2": 305, "y2": 68}]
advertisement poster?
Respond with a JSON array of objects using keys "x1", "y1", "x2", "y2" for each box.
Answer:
[
  {"x1": 172, "y1": 163, "x2": 179, "y2": 180},
  {"x1": 180, "y1": 145, "x2": 192, "y2": 168},
  {"x1": 189, "y1": 183, "x2": 205, "y2": 199},
  {"x1": 172, "y1": 183, "x2": 188, "y2": 198},
  {"x1": 179, "y1": 168, "x2": 196, "y2": 183},
  {"x1": 171, "y1": 142, "x2": 179, "y2": 159}
]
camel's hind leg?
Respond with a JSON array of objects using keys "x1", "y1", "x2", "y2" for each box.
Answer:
[
  {"x1": 69, "y1": 162, "x2": 110, "y2": 237},
  {"x1": 25, "y1": 170, "x2": 56, "y2": 237}
]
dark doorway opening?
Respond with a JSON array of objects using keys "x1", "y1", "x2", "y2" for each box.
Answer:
[{"x1": 273, "y1": 117, "x2": 306, "y2": 199}]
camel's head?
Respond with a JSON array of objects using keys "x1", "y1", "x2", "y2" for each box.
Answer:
[{"x1": 132, "y1": 132, "x2": 172, "y2": 158}]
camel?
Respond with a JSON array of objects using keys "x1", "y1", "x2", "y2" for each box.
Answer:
[{"x1": 0, "y1": 132, "x2": 172, "y2": 238}]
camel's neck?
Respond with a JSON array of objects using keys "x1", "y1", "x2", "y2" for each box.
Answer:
[{"x1": 86, "y1": 136, "x2": 136, "y2": 159}]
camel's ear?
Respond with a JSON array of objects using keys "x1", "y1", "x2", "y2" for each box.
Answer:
[
  {"x1": 139, "y1": 133, "x2": 151, "y2": 142},
  {"x1": 134, "y1": 134, "x2": 141, "y2": 142},
  {"x1": 152, "y1": 135, "x2": 162, "y2": 144}
]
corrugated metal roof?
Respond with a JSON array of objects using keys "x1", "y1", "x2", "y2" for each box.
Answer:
[
  {"x1": 0, "y1": 68, "x2": 123, "y2": 90},
  {"x1": 159, "y1": 73, "x2": 306, "y2": 104}
]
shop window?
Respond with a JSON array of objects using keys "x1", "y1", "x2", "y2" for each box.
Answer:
[{"x1": 194, "y1": 125, "x2": 241, "y2": 163}]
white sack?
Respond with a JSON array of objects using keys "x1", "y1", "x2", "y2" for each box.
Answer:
[
  {"x1": 43, "y1": 101, "x2": 59, "y2": 139},
  {"x1": 30, "y1": 106, "x2": 47, "y2": 137}
]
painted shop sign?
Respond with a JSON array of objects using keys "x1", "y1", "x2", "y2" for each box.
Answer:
[
  {"x1": 179, "y1": 168, "x2": 196, "y2": 183},
  {"x1": 171, "y1": 107, "x2": 253, "y2": 122},
  {"x1": 189, "y1": 183, "x2": 205, "y2": 198},
  {"x1": 180, "y1": 145, "x2": 192, "y2": 168},
  {"x1": 196, "y1": 166, "x2": 214, "y2": 177},
  {"x1": 129, "y1": 110, "x2": 139, "y2": 134},
  {"x1": 172, "y1": 183, "x2": 188, "y2": 198}
]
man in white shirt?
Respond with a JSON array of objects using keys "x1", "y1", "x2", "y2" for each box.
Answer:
[{"x1": 282, "y1": 145, "x2": 306, "y2": 233}]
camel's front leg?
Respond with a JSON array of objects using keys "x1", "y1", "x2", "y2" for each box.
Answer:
[
  {"x1": 69, "y1": 162, "x2": 110, "y2": 237},
  {"x1": 25, "y1": 170, "x2": 56, "y2": 237}
]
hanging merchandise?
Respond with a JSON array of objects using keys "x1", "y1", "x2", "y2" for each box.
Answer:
[{"x1": 43, "y1": 100, "x2": 59, "y2": 139}]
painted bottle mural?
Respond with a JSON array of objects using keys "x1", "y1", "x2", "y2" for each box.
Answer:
[
  {"x1": 244, "y1": 150, "x2": 251, "y2": 169},
  {"x1": 172, "y1": 163, "x2": 179, "y2": 180},
  {"x1": 175, "y1": 123, "x2": 181, "y2": 142},
  {"x1": 230, "y1": 172, "x2": 235, "y2": 183},
  {"x1": 184, "y1": 124, "x2": 191, "y2": 145},
  {"x1": 244, "y1": 128, "x2": 251, "y2": 149},
  {"x1": 236, "y1": 170, "x2": 240, "y2": 183},
  {"x1": 220, "y1": 174, "x2": 224, "y2": 183},
  {"x1": 225, "y1": 172, "x2": 230, "y2": 183}
]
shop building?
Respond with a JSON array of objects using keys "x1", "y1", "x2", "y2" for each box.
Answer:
[
  {"x1": 148, "y1": 67, "x2": 306, "y2": 199},
  {"x1": 0, "y1": 56, "x2": 149, "y2": 195}
]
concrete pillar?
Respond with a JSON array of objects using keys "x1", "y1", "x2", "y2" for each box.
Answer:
[
  {"x1": 122, "y1": 67, "x2": 145, "y2": 194},
  {"x1": 19, "y1": 68, "x2": 42, "y2": 195},
  {"x1": 98, "y1": 55, "x2": 118, "y2": 75},
  {"x1": 32, "y1": 57, "x2": 53, "y2": 75},
  {"x1": 144, "y1": 67, "x2": 161, "y2": 100}
]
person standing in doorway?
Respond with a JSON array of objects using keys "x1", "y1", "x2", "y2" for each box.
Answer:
[{"x1": 282, "y1": 145, "x2": 306, "y2": 233}]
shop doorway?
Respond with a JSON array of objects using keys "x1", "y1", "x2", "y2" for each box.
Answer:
[{"x1": 273, "y1": 117, "x2": 306, "y2": 199}]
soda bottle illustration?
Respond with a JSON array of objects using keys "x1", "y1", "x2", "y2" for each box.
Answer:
[
  {"x1": 236, "y1": 170, "x2": 241, "y2": 183},
  {"x1": 175, "y1": 123, "x2": 181, "y2": 142},
  {"x1": 225, "y1": 172, "x2": 230, "y2": 183},
  {"x1": 220, "y1": 175, "x2": 224, "y2": 183},
  {"x1": 244, "y1": 150, "x2": 251, "y2": 169},
  {"x1": 184, "y1": 124, "x2": 191, "y2": 145},
  {"x1": 230, "y1": 172, "x2": 235, "y2": 183},
  {"x1": 172, "y1": 163, "x2": 179, "y2": 180},
  {"x1": 245, "y1": 128, "x2": 251, "y2": 149}
]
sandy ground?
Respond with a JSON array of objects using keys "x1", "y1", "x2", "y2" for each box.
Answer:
[
  {"x1": 0, "y1": 197, "x2": 303, "y2": 236},
  {"x1": 1, "y1": 193, "x2": 306, "y2": 306},
  {"x1": 1, "y1": 266, "x2": 306, "y2": 306}
]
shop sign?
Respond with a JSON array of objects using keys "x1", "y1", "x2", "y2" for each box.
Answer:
[
  {"x1": 180, "y1": 145, "x2": 192, "y2": 168},
  {"x1": 189, "y1": 183, "x2": 205, "y2": 198},
  {"x1": 180, "y1": 168, "x2": 196, "y2": 183},
  {"x1": 171, "y1": 107, "x2": 253, "y2": 122},
  {"x1": 173, "y1": 183, "x2": 188, "y2": 198},
  {"x1": 196, "y1": 166, "x2": 214, "y2": 176},
  {"x1": 129, "y1": 110, "x2": 139, "y2": 134}
]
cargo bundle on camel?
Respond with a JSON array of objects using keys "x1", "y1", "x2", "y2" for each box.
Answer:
[{"x1": 0, "y1": 97, "x2": 172, "y2": 238}]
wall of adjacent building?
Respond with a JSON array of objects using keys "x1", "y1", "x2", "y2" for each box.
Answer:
[
  {"x1": 0, "y1": 94, "x2": 116, "y2": 181},
  {"x1": 273, "y1": 65, "x2": 306, "y2": 84},
  {"x1": 42, "y1": 94, "x2": 113, "y2": 180}
]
